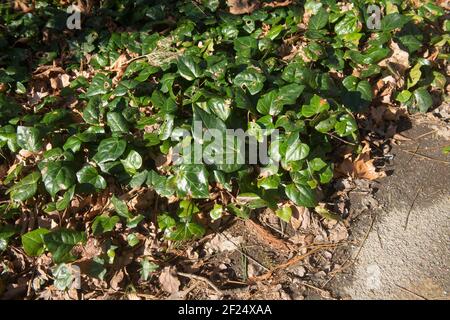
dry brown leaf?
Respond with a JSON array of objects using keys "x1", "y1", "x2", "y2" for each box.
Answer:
[
  {"x1": 110, "y1": 270, "x2": 124, "y2": 291},
  {"x1": 392, "y1": 133, "x2": 412, "y2": 141},
  {"x1": 290, "y1": 205, "x2": 310, "y2": 230},
  {"x1": 14, "y1": 0, "x2": 35, "y2": 13},
  {"x1": 107, "y1": 53, "x2": 129, "y2": 84},
  {"x1": 336, "y1": 142, "x2": 386, "y2": 180},
  {"x1": 50, "y1": 73, "x2": 70, "y2": 90},
  {"x1": 437, "y1": 0, "x2": 450, "y2": 10},
  {"x1": 379, "y1": 41, "x2": 410, "y2": 84},
  {"x1": 159, "y1": 267, "x2": 180, "y2": 294},
  {"x1": 263, "y1": 0, "x2": 293, "y2": 8},
  {"x1": 227, "y1": 0, "x2": 260, "y2": 15},
  {"x1": 328, "y1": 222, "x2": 348, "y2": 243},
  {"x1": 204, "y1": 232, "x2": 243, "y2": 254}
]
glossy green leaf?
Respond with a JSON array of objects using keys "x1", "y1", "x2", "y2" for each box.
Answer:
[
  {"x1": 92, "y1": 215, "x2": 120, "y2": 235},
  {"x1": 40, "y1": 162, "x2": 76, "y2": 198},
  {"x1": 178, "y1": 55, "x2": 202, "y2": 81},
  {"x1": 43, "y1": 229, "x2": 86, "y2": 263},
  {"x1": 175, "y1": 164, "x2": 209, "y2": 199},
  {"x1": 93, "y1": 137, "x2": 127, "y2": 164},
  {"x1": 233, "y1": 67, "x2": 266, "y2": 95},
  {"x1": 285, "y1": 184, "x2": 317, "y2": 208},
  {"x1": 21, "y1": 228, "x2": 49, "y2": 256},
  {"x1": 6, "y1": 171, "x2": 41, "y2": 202},
  {"x1": 309, "y1": 8, "x2": 329, "y2": 30},
  {"x1": 16, "y1": 126, "x2": 42, "y2": 152},
  {"x1": 76, "y1": 165, "x2": 107, "y2": 189}
]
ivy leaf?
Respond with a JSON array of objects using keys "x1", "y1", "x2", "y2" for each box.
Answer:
[
  {"x1": 309, "y1": 8, "x2": 329, "y2": 30},
  {"x1": 210, "y1": 204, "x2": 223, "y2": 221},
  {"x1": 396, "y1": 90, "x2": 412, "y2": 103},
  {"x1": 52, "y1": 264, "x2": 75, "y2": 291},
  {"x1": 257, "y1": 175, "x2": 280, "y2": 190},
  {"x1": 301, "y1": 95, "x2": 329, "y2": 117},
  {"x1": 168, "y1": 222, "x2": 205, "y2": 241},
  {"x1": 193, "y1": 105, "x2": 227, "y2": 133},
  {"x1": 56, "y1": 185, "x2": 76, "y2": 211},
  {"x1": 43, "y1": 229, "x2": 86, "y2": 263},
  {"x1": 40, "y1": 162, "x2": 76, "y2": 198},
  {"x1": 233, "y1": 67, "x2": 266, "y2": 95},
  {"x1": 121, "y1": 150, "x2": 143, "y2": 175},
  {"x1": 6, "y1": 171, "x2": 41, "y2": 202},
  {"x1": 85, "y1": 73, "x2": 111, "y2": 97},
  {"x1": 178, "y1": 55, "x2": 202, "y2": 81},
  {"x1": 381, "y1": 13, "x2": 410, "y2": 32},
  {"x1": 83, "y1": 97, "x2": 102, "y2": 124},
  {"x1": 93, "y1": 137, "x2": 127, "y2": 164},
  {"x1": 92, "y1": 215, "x2": 120, "y2": 235},
  {"x1": 76, "y1": 165, "x2": 107, "y2": 189},
  {"x1": 315, "y1": 116, "x2": 337, "y2": 133},
  {"x1": 335, "y1": 13, "x2": 360, "y2": 35},
  {"x1": 140, "y1": 259, "x2": 158, "y2": 281},
  {"x1": 159, "y1": 113, "x2": 174, "y2": 141},
  {"x1": 413, "y1": 88, "x2": 433, "y2": 113},
  {"x1": 278, "y1": 84, "x2": 304, "y2": 105},
  {"x1": 285, "y1": 184, "x2": 317, "y2": 208},
  {"x1": 16, "y1": 126, "x2": 42, "y2": 152},
  {"x1": 107, "y1": 112, "x2": 129, "y2": 133},
  {"x1": 282, "y1": 63, "x2": 317, "y2": 88},
  {"x1": 177, "y1": 199, "x2": 200, "y2": 218},
  {"x1": 335, "y1": 114, "x2": 358, "y2": 137},
  {"x1": 309, "y1": 158, "x2": 327, "y2": 171},
  {"x1": 0, "y1": 225, "x2": 17, "y2": 251},
  {"x1": 111, "y1": 195, "x2": 132, "y2": 219},
  {"x1": 207, "y1": 97, "x2": 231, "y2": 121},
  {"x1": 257, "y1": 90, "x2": 279, "y2": 115},
  {"x1": 233, "y1": 36, "x2": 257, "y2": 58},
  {"x1": 175, "y1": 164, "x2": 209, "y2": 199},
  {"x1": 285, "y1": 134, "x2": 310, "y2": 162},
  {"x1": 21, "y1": 228, "x2": 50, "y2": 256},
  {"x1": 275, "y1": 206, "x2": 292, "y2": 222}
]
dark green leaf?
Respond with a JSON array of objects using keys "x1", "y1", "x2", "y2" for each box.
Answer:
[{"x1": 285, "y1": 184, "x2": 317, "y2": 208}]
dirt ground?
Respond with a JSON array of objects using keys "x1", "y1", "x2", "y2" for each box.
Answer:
[{"x1": 329, "y1": 115, "x2": 450, "y2": 300}]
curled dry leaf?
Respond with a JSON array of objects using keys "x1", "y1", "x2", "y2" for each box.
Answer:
[
  {"x1": 290, "y1": 205, "x2": 310, "y2": 230},
  {"x1": 110, "y1": 270, "x2": 124, "y2": 291},
  {"x1": 336, "y1": 142, "x2": 387, "y2": 181},
  {"x1": 159, "y1": 266, "x2": 180, "y2": 294},
  {"x1": 13, "y1": 0, "x2": 35, "y2": 13},
  {"x1": 263, "y1": 0, "x2": 293, "y2": 8},
  {"x1": 379, "y1": 41, "x2": 410, "y2": 88},
  {"x1": 204, "y1": 232, "x2": 243, "y2": 254},
  {"x1": 227, "y1": 0, "x2": 260, "y2": 15},
  {"x1": 107, "y1": 53, "x2": 129, "y2": 84},
  {"x1": 328, "y1": 222, "x2": 348, "y2": 243}
]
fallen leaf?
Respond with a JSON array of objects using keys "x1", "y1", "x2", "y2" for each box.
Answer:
[
  {"x1": 159, "y1": 267, "x2": 180, "y2": 294},
  {"x1": 290, "y1": 206, "x2": 310, "y2": 230},
  {"x1": 336, "y1": 142, "x2": 386, "y2": 180},
  {"x1": 328, "y1": 222, "x2": 348, "y2": 243},
  {"x1": 107, "y1": 53, "x2": 129, "y2": 84},
  {"x1": 110, "y1": 270, "x2": 124, "y2": 291},
  {"x1": 227, "y1": 0, "x2": 260, "y2": 15},
  {"x1": 379, "y1": 41, "x2": 410, "y2": 87},
  {"x1": 204, "y1": 232, "x2": 243, "y2": 254},
  {"x1": 263, "y1": 0, "x2": 293, "y2": 8}
]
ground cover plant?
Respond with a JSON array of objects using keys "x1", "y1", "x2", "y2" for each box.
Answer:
[{"x1": 0, "y1": 0, "x2": 448, "y2": 299}]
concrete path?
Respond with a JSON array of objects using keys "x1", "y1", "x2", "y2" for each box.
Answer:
[{"x1": 336, "y1": 116, "x2": 450, "y2": 300}]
